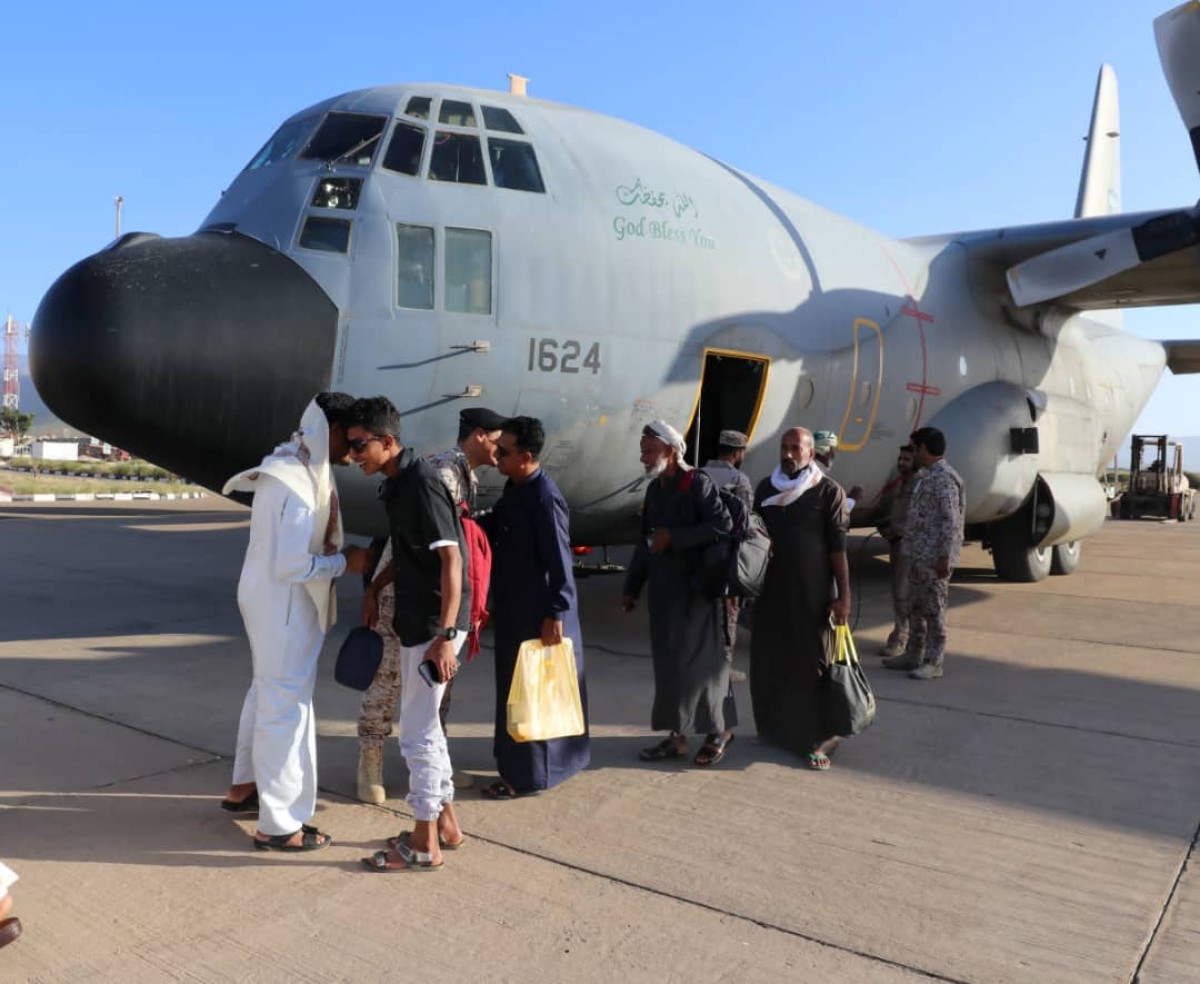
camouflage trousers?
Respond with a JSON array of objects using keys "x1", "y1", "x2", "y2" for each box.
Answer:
[
  {"x1": 902, "y1": 563, "x2": 950, "y2": 666},
  {"x1": 357, "y1": 578, "x2": 403, "y2": 752},
  {"x1": 885, "y1": 540, "x2": 910, "y2": 652},
  {"x1": 356, "y1": 558, "x2": 456, "y2": 751}
]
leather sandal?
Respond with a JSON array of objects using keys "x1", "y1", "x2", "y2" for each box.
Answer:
[
  {"x1": 220, "y1": 790, "x2": 259, "y2": 814},
  {"x1": 361, "y1": 843, "x2": 442, "y2": 873},
  {"x1": 694, "y1": 732, "x2": 734, "y2": 767},
  {"x1": 253, "y1": 828, "x2": 331, "y2": 852}
]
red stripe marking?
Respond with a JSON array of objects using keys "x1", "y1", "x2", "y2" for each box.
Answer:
[
  {"x1": 901, "y1": 305, "x2": 935, "y2": 324},
  {"x1": 906, "y1": 382, "x2": 941, "y2": 395}
]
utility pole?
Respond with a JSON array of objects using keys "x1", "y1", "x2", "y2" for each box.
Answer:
[
  {"x1": 3, "y1": 314, "x2": 20, "y2": 409},
  {"x1": 114, "y1": 196, "x2": 124, "y2": 239}
]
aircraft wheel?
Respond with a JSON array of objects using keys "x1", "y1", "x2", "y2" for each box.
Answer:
[
  {"x1": 990, "y1": 515, "x2": 1052, "y2": 583},
  {"x1": 1050, "y1": 540, "x2": 1081, "y2": 575}
]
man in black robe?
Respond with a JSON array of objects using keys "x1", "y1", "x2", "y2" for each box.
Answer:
[
  {"x1": 751, "y1": 426, "x2": 850, "y2": 770},
  {"x1": 480, "y1": 416, "x2": 590, "y2": 798},
  {"x1": 622, "y1": 420, "x2": 735, "y2": 767}
]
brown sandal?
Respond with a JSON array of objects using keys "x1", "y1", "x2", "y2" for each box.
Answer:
[{"x1": 694, "y1": 733, "x2": 734, "y2": 767}]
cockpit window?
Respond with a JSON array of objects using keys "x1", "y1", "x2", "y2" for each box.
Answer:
[
  {"x1": 438, "y1": 100, "x2": 477, "y2": 127},
  {"x1": 300, "y1": 113, "x2": 388, "y2": 166},
  {"x1": 405, "y1": 96, "x2": 431, "y2": 120},
  {"x1": 246, "y1": 116, "x2": 320, "y2": 171},
  {"x1": 382, "y1": 122, "x2": 426, "y2": 176},
  {"x1": 298, "y1": 217, "x2": 352, "y2": 253},
  {"x1": 482, "y1": 106, "x2": 523, "y2": 134},
  {"x1": 487, "y1": 138, "x2": 545, "y2": 193},
  {"x1": 429, "y1": 132, "x2": 486, "y2": 185},
  {"x1": 396, "y1": 224, "x2": 435, "y2": 309},
  {"x1": 445, "y1": 228, "x2": 492, "y2": 314}
]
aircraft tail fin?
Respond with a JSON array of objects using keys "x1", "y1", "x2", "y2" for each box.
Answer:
[{"x1": 1074, "y1": 65, "x2": 1121, "y2": 219}]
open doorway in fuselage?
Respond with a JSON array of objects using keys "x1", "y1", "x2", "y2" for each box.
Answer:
[{"x1": 683, "y1": 348, "x2": 771, "y2": 467}]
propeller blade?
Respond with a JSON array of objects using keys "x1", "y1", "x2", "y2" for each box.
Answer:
[
  {"x1": 1155, "y1": 1, "x2": 1200, "y2": 171},
  {"x1": 1007, "y1": 209, "x2": 1200, "y2": 307}
]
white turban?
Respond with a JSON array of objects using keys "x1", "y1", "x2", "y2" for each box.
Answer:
[{"x1": 643, "y1": 419, "x2": 687, "y2": 458}]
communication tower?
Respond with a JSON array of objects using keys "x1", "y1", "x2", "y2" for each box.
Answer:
[{"x1": 2, "y1": 313, "x2": 22, "y2": 410}]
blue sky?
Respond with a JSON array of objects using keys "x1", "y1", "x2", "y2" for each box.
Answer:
[{"x1": 3, "y1": 0, "x2": 1197, "y2": 434}]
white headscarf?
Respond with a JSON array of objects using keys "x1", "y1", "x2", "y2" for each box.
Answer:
[
  {"x1": 222, "y1": 398, "x2": 344, "y2": 631},
  {"x1": 644, "y1": 419, "x2": 687, "y2": 459}
]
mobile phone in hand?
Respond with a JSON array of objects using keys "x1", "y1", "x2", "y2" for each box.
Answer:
[{"x1": 417, "y1": 659, "x2": 443, "y2": 687}]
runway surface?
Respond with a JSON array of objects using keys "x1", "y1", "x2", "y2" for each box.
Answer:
[{"x1": 1, "y1": 498, "x2": 1198, "y2": 983}]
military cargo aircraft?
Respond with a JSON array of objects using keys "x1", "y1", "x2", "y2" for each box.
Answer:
[{"x1": 30, "y1": 3, "x2": 1200, "y2": 582}]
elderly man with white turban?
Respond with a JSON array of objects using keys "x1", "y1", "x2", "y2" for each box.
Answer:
[
  {"x1": 622, "y1": 421, "x2": 737, "y2": 767},
  {"x1": 221, "y1": 393, "x2": 369, "y2": 851}
]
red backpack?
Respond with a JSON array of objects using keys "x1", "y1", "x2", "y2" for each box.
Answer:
[{"x1": 460, "y1": 507, "x2": 492, "y2": 659}]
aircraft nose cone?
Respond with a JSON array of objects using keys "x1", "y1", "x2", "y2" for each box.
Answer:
[{"x1": 30, "y1": 232, "x2": 338, "y2": 490}]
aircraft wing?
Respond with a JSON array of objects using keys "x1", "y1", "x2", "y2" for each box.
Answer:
[
  {"x1": 930, "y1": 4, "x2": 1200, "y2": 319},
  {"x1": 920, "y1": 207, "x2": 1200, "y2": 313}
]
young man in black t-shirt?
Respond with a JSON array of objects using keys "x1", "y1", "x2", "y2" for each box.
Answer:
[{"x1": 348, "y1": 397, "x2": 470, "y2": 872}]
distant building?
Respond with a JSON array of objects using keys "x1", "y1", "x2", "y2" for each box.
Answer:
[{"x1": 31, "y1": 440, "x2": 78, "y2": 462}]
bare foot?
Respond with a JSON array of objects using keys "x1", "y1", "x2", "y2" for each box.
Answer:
[
  {"x1": 225, "y1": 782, "x2": 256, "y2": 803},
  {"x1": 438, "y1": 803, "x2": 464, "y2": 848},
  {"x1": 405, "y1": 819, "x2": 443, "y2": 862}
]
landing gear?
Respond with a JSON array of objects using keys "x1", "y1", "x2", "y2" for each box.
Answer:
[
  {"x1": 987, "y1": 507, "x2": 1052, "y2": 582},
  {"x1": 1050, "y1": 540, "x2": 1081, "y2": 575}
]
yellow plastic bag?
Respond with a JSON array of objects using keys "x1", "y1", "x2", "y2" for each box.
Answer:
[{"x1": 506, "y1": 638, "x2": 586, "y2": 743}]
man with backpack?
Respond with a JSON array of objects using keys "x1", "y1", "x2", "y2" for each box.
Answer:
[
  {"x1": 701, "y1": 430, "x2": 754, "y2": 681},
  {"x1": 622, "y1": 421, "x2": 736, "y2": 767}
]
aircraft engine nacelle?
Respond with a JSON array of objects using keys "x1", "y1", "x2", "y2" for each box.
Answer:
[
  {"x1": 925, "y1": 381, "x2": 1109, "y2": 581},
  {"x1": 1029, "y1": 471, "x2": 1108, "y2": 548}
]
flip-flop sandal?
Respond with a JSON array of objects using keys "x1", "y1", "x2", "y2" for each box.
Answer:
[
  {"x1": 361, "y1": 843, "x2": 442, "y2": 873},
  {"x1": 638, "y1": 738, "x2": 688, "y2": 762},
  {"x1": 693, "y1": 733, "x2": 734, "y2": 767},
  {"x1": 806, "y1": 752, "x2": 832, "y2": 771},
  {"x1": 0, "y1": 917, "x2": 22, "y2": 950},
  {"x1": 481, "y1": 780, "x2": 541, "y2": 800},
  {"x1": 388, "y1": 830, "x2": 464, "y2": 852},
  {"x1": 220, "y1": 791, "x2": 259, "y2": 814},
  {"x1": 253, "y1": 828, "x2": 331, "y2": 852}
]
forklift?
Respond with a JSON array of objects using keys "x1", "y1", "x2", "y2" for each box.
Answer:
[{"x1": 1118, "y1": 435, "x2": 1196, "y2": 521}]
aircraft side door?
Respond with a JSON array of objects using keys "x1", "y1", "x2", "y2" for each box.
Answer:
[{"x1": 837, "y1": 317, "x2": 883, "y2": 450}]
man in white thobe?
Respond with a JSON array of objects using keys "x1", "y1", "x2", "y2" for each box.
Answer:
[{"x1": 221, "y1": 393, "x2": 367, "y2": 851}]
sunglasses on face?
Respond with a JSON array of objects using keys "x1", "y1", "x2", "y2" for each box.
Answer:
[
  {"x1": 348, "y1": 436, "x2": 383, "y2": 453},
  {"x1": 495, "y1": 445, "x2": 523, "y2": 459}
]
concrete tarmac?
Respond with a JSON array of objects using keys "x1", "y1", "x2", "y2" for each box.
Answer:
[{"x1": 1, "y1": 498, "x2": 1199, "y2": 983}]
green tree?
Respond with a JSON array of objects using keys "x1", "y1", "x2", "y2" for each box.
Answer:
[{"x1": 0, "y1": 407, "x2": 35, "y2": 443}]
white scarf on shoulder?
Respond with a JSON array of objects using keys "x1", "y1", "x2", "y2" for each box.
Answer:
[
  {"x1": 222, "y1": 398, "x2": 343, "y2": 631},
  {"x1": 761, "y1": 462, "x2": 822, "y2": 508}
]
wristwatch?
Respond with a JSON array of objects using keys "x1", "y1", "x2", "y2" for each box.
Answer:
[{"x1": 436, "y1": 626, "x2": 459, "y2": 640}]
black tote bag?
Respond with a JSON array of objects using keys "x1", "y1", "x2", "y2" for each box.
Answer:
[{"x1": 825, "y1": 624, "x2": 876, "y2": 736}]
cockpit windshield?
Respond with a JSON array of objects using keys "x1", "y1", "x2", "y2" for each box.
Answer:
[
  {"x1": 300, "y1": 113, "x2": 389, "y2": 167},
  {"x1": 246, "y1": 116, "x2": 320, "y2": 171}
]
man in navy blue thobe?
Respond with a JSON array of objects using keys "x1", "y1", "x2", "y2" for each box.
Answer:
[{"x1": 480, "y1": 416, "x2": 590, "y2": 798}]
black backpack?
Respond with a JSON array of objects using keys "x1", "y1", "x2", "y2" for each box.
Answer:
[
  {"x1": 718, "y1": 488, "x2": 771, "y2": 598},
  {"x1": 694, "y1": 483, "x2": 771, "y2": 599}
]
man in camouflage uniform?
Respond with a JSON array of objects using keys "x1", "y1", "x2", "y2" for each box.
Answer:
[
  {"x1": 877, "y1": 444, "x2": 917, "y2": 660},
  {"x1": 885, "y1": 427, "x2": 964, "y2": 680}
]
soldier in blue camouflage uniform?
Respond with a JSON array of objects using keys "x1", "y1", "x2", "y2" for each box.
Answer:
[{"x1": 882, "y1": 427, "x2": 964, "y2": 680}]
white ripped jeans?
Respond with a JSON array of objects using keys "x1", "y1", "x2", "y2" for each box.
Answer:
[{"x1": 398, "y1": 634, "x2": 465, "y2": 821}]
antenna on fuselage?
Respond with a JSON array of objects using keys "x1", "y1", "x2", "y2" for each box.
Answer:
[{"x1": 507, "y1": 73, "x2": 529, "y2": 96}]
